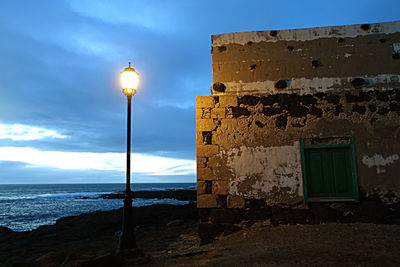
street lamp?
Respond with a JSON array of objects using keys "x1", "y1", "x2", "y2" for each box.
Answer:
[{"x1": 119, "y1": 62, "x2": 139, "y2": 250}]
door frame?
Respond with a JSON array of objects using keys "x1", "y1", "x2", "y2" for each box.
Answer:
[{"x1": 300, "y1": 137, "x2": 359, "y2": 203}]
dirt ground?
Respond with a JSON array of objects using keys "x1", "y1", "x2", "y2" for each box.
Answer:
[
  {"x1": 1, "y1": 204, "x2": 399, "y2": 266},
  {"x1": 145, "y1": 222, "x2": 400, "y2": 267}
]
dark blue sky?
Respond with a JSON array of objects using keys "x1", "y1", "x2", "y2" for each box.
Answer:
[{"x1": 0, "y1": 0, "x2": 398, "y2": 184}]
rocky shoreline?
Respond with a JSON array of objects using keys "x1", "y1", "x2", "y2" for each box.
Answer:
[
  {"x1": 82, "y1": 189, "x2": 196, "y2": 201},
  {"x1": 1, "y1": 189, "x2": 400, "y2": 266},
  {"x1": 0, "y1": 189, "x2": 198, "y2": 266},
  {"x1": 0, "y1": 203, "x2": 199, "y2": 266},
  {"x1": 1, "y1": 203, "x2": 400, "y2": 267}
]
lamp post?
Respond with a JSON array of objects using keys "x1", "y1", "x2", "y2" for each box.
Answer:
[{"x1": 119, "y1": 62, "x2": 139, "y2": 250}]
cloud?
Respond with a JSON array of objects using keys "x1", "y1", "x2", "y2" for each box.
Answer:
[
  {"x1": 0, "y1": 123, "x2": 67, "y2": 141},
  {"x1": 0, "y1": 160, "x2": 195, "y2": 184},
  {"x1": 0, "y1": 146, "x2": 195, "y2": 176},
  {"x1": 66, "y1": 0, "x2": 189, "y2": 33},
  {"x1": 0, "y1": 0, "x2": 398, "y2": 184}
]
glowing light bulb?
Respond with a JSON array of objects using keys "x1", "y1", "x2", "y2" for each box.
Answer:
[{"x1": 120, "y1": 62, "x2": 139, "y2": 95}]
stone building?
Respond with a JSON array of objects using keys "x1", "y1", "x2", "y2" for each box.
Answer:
[{"x1": 196, "y1": 21, "x2": 400, "y2": 242}]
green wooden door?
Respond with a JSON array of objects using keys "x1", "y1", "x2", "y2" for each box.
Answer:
[{"x1": 304, "y1": 147, "x2": 356, "y2": 200}]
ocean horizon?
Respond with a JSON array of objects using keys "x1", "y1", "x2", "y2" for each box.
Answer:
[
  {"x1": 0, "y1": 182, "x2": 197, "y2": 185},
  {"x1": 0, "y1": 183, "x2": 196, "y2": 232}
]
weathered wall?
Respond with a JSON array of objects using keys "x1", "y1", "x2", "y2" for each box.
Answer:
[
  {"x1": 211, "y1": 21, "x2": 400, "y2": 95},
  {"x1": 197, "y1": 90, "x2": 400, "y2": 207},
  {"x1": 197, "y1": 21, "x2": 400, "y2": 211}
]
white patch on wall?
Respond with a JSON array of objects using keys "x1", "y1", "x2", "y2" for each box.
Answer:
[
  {"x1": 212, "y1": 21, "x2": 400, "y2": 46},
  {"x1": 344, "y1": 53, "x2": 352, "y2": 58},
  {"x1": 226, "y1": 142, "x2": 303, "y2": 200},
  {"x1": 215, "y1": 74, "x2": 400, "y2": 96},
  {"x1": 362, "y1": 154, "x2": 400, "y2": 174}
]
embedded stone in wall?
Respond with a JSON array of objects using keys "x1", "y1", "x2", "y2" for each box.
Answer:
[
  {"x1": 197, "y1": 181, "x2": 209, "y2": 195},
  {"x1": 197, "y1": 194, "x2": 219, "y2": 208},
  {"x1": 196, "y1": 96, "x2": 215, "y2": 108},
  {"x1": 197, "y1": 145, "x2": 219, "y2": 158},
  {"x1": 227, "y1": 195, "x2": 245, "y2": 209},
  {"x1": 197, "y1": 157, "x2": 207, "y2": 168},
  {"x1": 196, "y1": 108, "x2": 203, "y2": 119},
  {"x1": 196, "y1": 119, "x2": 217, "y2": 132},
  {"x1": 219, "y1": 95, "x2": 238, "y2": 107},
  {"x1": 220, "y1": 118, "x2": 238, "y2": 130},
  {"x1": 212, "y1": 181, "x2": 229, "y2": 195},
  {"x1": 197, "y1": 167, "x2": 214, "y2": 181},
  {"x1": 211, "y1": 108, "x2": 226, "y2": 118},
  {"x1": 212, "y1": 82, "x2": 226, "y2": 93}
]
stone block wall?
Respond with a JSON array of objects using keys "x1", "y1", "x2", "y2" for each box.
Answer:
[
  {"x1": 197, "y1": 91, "x2": 400, "y2": 207},
  {"x1": 197, "y1": 21, "x2": 400, "y2": 243}
]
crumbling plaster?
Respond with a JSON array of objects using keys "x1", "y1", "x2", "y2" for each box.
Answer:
[
  {"x1": 216, "y1": 74, "x2": 400, "y2": 96},
  {"x1": 197, "y1": 21, "x2": 400, "y2": 209},
  {"x1": 197, "y1": 90, "x2": 400, "y2": 206},
  {"x1": 362, "y1": 153, "x2": 400, "y2": 174},
  {"x1": 225, "y1": 144, "x2": 303, "y2": 205}
]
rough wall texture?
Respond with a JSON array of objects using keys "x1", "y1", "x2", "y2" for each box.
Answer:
[
  {"x1": 211, "y1": 21, "x2": 400, "y2": 96},
  {"x1": 197, "y1": 21, "x2": 400, "y2": 242},
  {"x1": 197, "y1": 91, "x2": 400, "y2": 206}
]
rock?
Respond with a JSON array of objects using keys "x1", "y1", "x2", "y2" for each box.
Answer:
[
  {"x1": 0, "y1": 203, "x2": 198, "y2": 266},
  {"x1": 223, "y1": 225, "x2": 242, "y2": 236},
  {"x1": 309, "y1": 205, "x2": 337, "y2": 223},
  {"x1": 210, "y1": 209, "x2": 236, "y2": 224},
  {"x1": 330, "y1": 203, "x2": 358, "y2": 221},
  {"x1": 212, "y1": 82, "x2": 226, "y2": 93},
  {"x1": 262, "y1": 219, "x2": 272, "y2": 227},
  {"x1": 167, "y1": 219, "x2": 184, "y2": 227},
  {"x1": 245, "y1": 221, "x2": 255, "y2": 228},
  {"x1": 198, "y1": 223, "x2": 225, "y2": 245},
  {"x1": 330, "y1": 203, "x2": 346, "y2": 210},
  {"x1": 358, "y1": 201, "x2": 391, "y2": 223},
  {"x1": 275, "y1": 80, "x2": 290, "y2": 89},
  {"x1": 244, "y1": 209, "x2": 271, "y2": 221},
  {"x1": 0, "y1": 226, "x2": 13, "y2": 234},
  {"x1": 96, "y1": 189, "x2": 197, "y2": 201},
  {"x1": 351, "y1": 77, "x2": 365, "y2": 88},
  {"x1": 34, "y1": 251, "x2": 64, "y2": 267},
  {"x1": 271, "y1": 206, "x2": 301, "y2": 225}
]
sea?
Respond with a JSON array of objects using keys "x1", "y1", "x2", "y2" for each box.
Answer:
[{"x1": 0, "y1": 183, "x2": 196, "y2": 232}]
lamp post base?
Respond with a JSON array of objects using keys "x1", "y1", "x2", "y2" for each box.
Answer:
[{"x1": 119, "y1": 197, "x2": 136, "y2": 250}]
